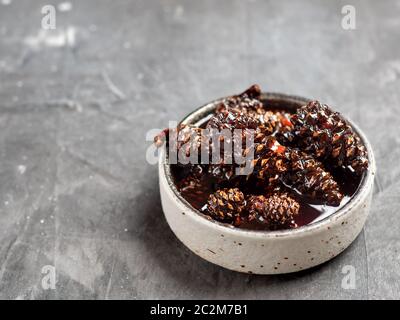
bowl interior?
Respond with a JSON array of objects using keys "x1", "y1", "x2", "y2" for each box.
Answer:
[{"x1": 162, "y1": 92, "x2": 375, "y2": 236}]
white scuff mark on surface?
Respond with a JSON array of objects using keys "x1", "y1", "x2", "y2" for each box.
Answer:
[
  {"x1": 1, "y1": 0, "x2": 12, "y2": 6},
  {"x1": 123, "y1": 41, "x2": 131, "y2": 49},
  {"x1": 66, "y1": 27, "x2": 76, "y2": 45},
  {"x1": 101, "y1": 70, "x2": 126, "y2": 100},
  {"x1": 377, "y1": 60, "x2": 400, "y2": 86},
  {"x1": 17, "y1": 165, "x2": 26, "y2": 175},
  {"x1": 48, "y1": 99, "x2": 83, "y2": 112},
  {"x1": 89, "y1": 24, "x2": 97, "y2": 32},
  {"x1": 57, "y1": 1, "x2": 72, "y2": 12},
  {"x1": 64, "y1": 99, "x2": 83, "y2": 112},
  {"x1": 1, "y1": 27, "x2": 7, "y2": 36},
  {"x1": 173, "y1": 5, "x2": 184, "y2": 20},
  {"x1": 390, "y1": 61, "x2": 400, "y2": 73},
  {"x1": 24, "y1": 27, "x2": 76, "y2": 49},
  {"x1": 379, "y1": 69, "x2": 397, "y2": 86},
  {"x1": 50, "y1": 240, "x2": 105, "y2": 291}
]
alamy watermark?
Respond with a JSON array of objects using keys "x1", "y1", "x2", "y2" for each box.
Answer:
[
  {"x1": 41, "y1": 5, "x2": 56, "y2": 30},
  {"x1": 341, "y1": 265, "x2": 356, "y2": 290},
  {"x1": 41, "y1": 265, "x2": 56, "y2": 290},
  {"x1": 341, "y1": 5, "x2": 356, "y2": 30}
]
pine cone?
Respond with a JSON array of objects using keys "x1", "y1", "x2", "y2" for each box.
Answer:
[
  {"x1": 260, "y1": 111, "x2": 293, "y2": 136},
  {"x1": 207, "y1": 85, "x2": 262, "y2": 131},
  {"x1": 218, "y1": 84, "x2": 263, "y2": 113},
  {"x1": 288, "y1": 100, "x2": 368, "y2": 174},
  {"x1": 247, "y1": 137, "x2": 343, "y2": 205},
  {"x1": 154, "y1": 84, "x2": 263, "y2": 151},
  {"x1": 206, "y1": 188, "x2": 246, "y2": 223},
  {"x1": 175, "y1": 124, "x2": 205, "y2": 158},
  {"x1": 207, "y1": 107, "x2": 259, "y2": 131},
  {"x1": 284, "y1": 149, "x2": 343, "y2": 206},
  {"x1": 245, "y1": 136, "x2": 289, "y2": 181},
  {"x1": 247, "y1": 193, "x2": 300, "y2": 230},
  {"x1": 154, "y1": 124, "x2": 203, "y2": 156},
  {"x1": 154, "y1": 124, "x2": 210, "y2": 165},
  {"x1": 209, "y1": 85, "x2": 292, "y2": 137}
]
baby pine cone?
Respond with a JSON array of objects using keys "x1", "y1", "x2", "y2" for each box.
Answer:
[
  {"x1": 218, "y1": 84, "x2": 263, "y2": 113},
  {"x1": 288, "y1": 100, "x2": 368, "y2": 174},
  {"x1": 247, "y1": 193, "x2": 300, "y2": 230},
  {"x1": 206, "y1": 188, "x2": 246, "y2": 224},
  {"x1": 284, "y1": 149, "x2": 344, "y2": 206},
  {"x1": 246, "y1": 136, "x2": 344, "y2": 206}
]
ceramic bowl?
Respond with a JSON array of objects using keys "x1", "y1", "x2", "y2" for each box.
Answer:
[{"x1": 158, "y1": 92, "x2": 376, "y2": 274}]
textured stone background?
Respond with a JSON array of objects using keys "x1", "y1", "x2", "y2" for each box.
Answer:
[{"x1": 0, "y1": 0, "x2": 399, "y2": 299}]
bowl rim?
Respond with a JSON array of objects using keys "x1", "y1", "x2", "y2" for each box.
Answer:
[{"x1": 160, "y1": 92, "x2": 376, "y2": 238}]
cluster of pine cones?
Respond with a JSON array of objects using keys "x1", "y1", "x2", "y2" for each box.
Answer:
[{"x1": 155, "y1": 85, "x2": 368, "y2": 230}]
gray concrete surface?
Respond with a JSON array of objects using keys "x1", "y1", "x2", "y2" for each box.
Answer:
[{"x1": 0, "y1": 0, "x2": 399, "y2": 299}]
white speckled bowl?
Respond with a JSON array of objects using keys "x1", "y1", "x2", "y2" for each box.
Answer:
[{"x1": 158, "y1": 93, "x2": 376, "y2": 274}]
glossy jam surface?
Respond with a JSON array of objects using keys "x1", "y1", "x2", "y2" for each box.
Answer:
[{"x1": 171, "y1": 164, "x2": 362, "y2": 230}]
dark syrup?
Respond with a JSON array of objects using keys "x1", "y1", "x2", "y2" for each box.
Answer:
[{"x1": 170, "y1": 102, "x2": 364, "y2": 231}]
